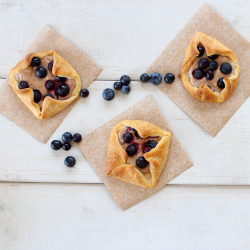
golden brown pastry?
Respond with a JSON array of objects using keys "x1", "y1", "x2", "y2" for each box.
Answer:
[
  {"x1": 9, "y1": 50, "x2": 81, "y2": 119},
  {"x1": 106, "y1": 120, "x2": 171, "y2": 188},
  {"x1": 179, "y1": 32, "x2": 240, "y2": 102}
]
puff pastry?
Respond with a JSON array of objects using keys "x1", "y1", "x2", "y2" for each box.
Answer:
[
  {"x1": 179, "y1": 32, "x2": 240, "y2": 102},
  {"x1": 106, "y1": 120, "x2": 171, "y2": 188},
  {"x1": 9, "y1": 50, "x2": 81, "y2": 119}
]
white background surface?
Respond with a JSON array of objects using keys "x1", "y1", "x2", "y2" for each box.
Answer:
[{"x1": 0, "y1": 0, "x2": 250, "y2": 249}]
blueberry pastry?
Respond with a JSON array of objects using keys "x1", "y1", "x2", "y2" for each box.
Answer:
[
  {"x1": 106, "y1": 120, "x2": 171, "y2": 188},
  {"x1": 179, "y1": 32, "x2": 240, "y2": 102},
  {"x1": 9, "y1": 50, "x2": 81, "y2": 119}
]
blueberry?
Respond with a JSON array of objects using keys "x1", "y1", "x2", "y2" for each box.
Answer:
[
  {"x1": 43, "y1": 94, "x2": 55, "y2": 100},
  {"x1": 120, "y1": 75, "x2": 131, "y2": 85},
  {"x1": 149, "y1": 72, "x2": 162, "y2": 85},
  {"x1": 80, "y1": 88, "x2": 89, "y2": 98},
  {"x1": 64, "y1": 156, "x2": 76, "y2": 167},
  {"x1": 209, "y1": 54, "x2": 219, "y2": 60},
  {"x1": 113, "y1": 81, "x2": 122, "y2": 90},
  {"x1": 164, "y1": 73, "x2": 175, "y2": 84},
  {"x1": 56, "y1": 83, "x2": 70, "y2": 97},
  {"x1": 62, "y1": 143, "x2": 71, "y2": 151},
  {"x1": 48, "y1": 61, "x2": 54, "y2": 71},
  {"x1": 143, "y1": 145, "x2": 152, "y2": 153},
  {"x1": 56, "y1": 76, "x2": 67, "y2": 82},
  {"x1": 126, "y1": 144, "x2": 137, "y2": 156},
  {"x1": 51, "y1": 140, "x2": 62, "y2": 150},
  {"x1": 62, "y1": 132, "x2": 72, "y2": 143},
  {"x1": 198, "y1": 58, "x2": 209, "y2": 70},
  {"x1": 205, "y1": 69, "x2": 214, "y2": 80},
  {"x1": 121, "y1": 85, "x2": 131, "y2": 95},
  {"x1": 140, "y1": 73, "x2": 150, "y2": 83},
  {"x1": 136, "y1": 156, "x2": 149, "y2": 168},
  {"x1": 123, "y1": 132, "x2": 133, "y2": 143},
  {"x1": 30, "y1": 57, "x2": 41, "y2": 67},
  {"x1": 18, "y1": 81, "x2": 29, "y2": 89},
  {"x1": 103, "y1": 88, "x2": 115, "y2": 101},
  {"x1": 209, "y1": 61, "x2": 218, "y2": 71},
  {"x1": 220, "y1": 63, "x2": 232, "y2": 74},
  {"x1": 145, "y1": 141, "x2": 157, "y2": 148},
  {"x1": 192, "y1": 69, "x2": 205, "y2": 79},
  {"x1": 35, "y1": 67, "x2": 47, "y2": 78},
  {"x1": 73, "y1": 133, "x2": 82, "y2": 143},
  {"x1": 33, "y1": 90, "x2": 42, "y2": 103},
  {"x1": 45, "y1": 80, "x2": 55, "y2": 90},
  {"x1": 197, "y1": 45, "x2": 205, "y2": 57},
  {"x1": 217, "y1": 77, "x2": 225, "y2": 89}
]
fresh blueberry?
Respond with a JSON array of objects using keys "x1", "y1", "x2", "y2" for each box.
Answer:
[
  {"x1": 45, "y1": 80, "x2": 55, "y2": 90},
  {"x1": 80, "y1": 88, "x2": 89, "y2": 98},
  {"x1": 30, "y1": 57, "x2": 41, "y2": 67},
  {"x1": 51, "y1": 140, "x2": 62, "y2": 150},
  {"x1": 102, "y1": 88, "x2": 115, "y2": 101},
  {"x1": 48, "y1": 61, "x2": 54, "y2": 71},
  {"x1": 121, "y1": 85, "x2": 131, "y2": 95},
  {"x1": 35, "y1": 67, "x2": 47, "y2": 78},
  {"x1": 205, "y1": 69, "x2": 214, "y2": 80},
  {"x1": 123, "y1": 132, "x2": 133, "y2": 143},
  {"x1": 149, "y1": 72, "x2": 162, "y2": 85},
  {"x1": 217, "y1": 77, "x2": 225, "y2": 89},
  {"x1": 209, "y1": 61, "x2": 218, "y2": 71},
  {"x1": 197, "y1": 45, "x2": 205, "y2": 57},
  {"x1": 126, "y1": 144, "x2": 137, "y2": 156},
  {"x1": 43, "y1": 94, "x2": 55, "y2": 100},
  {"x1": 64, "y1": 156, "x2": 76, "y2": 167},
  {"x1": 56, "y1": 76, "x2": 67, "y2": 83},
  {"x1": 164, "y1": 73, "x2": 175, "y2": 84},
  {"x1": 56, "y1": 83, "x2": 70, "y2": 97},
  {"x1": 120, "y1": 75, "x2": 131, "y2": 85},
  {"x1": 220, "y1": 63, "x2": 232, "y2": 74},
  {"x1": 113, "y1": 81, "x2": 122, "y2": 90},
  {"x1": 62, "y1": 132, "x2": 72, "y2": 143},
  {"x1": 206, "y1": 84, "x2": 211, "y2": 89},
  {"x1": 62, "y1": 143, "x2": 71, "y2": 151},
  {"x1": 209, "y1": 54, "x2": 219, "y2": 60},
  {"x1": 192, "y1": 69, "x2": 205, "y2": 79},
  {"x1": 140, "y1": 73, "x2": 150, "y2": 83},
  {"x1": 33, "y1": 90, "x2": 42, "y2": 103},
  {"x1": 198, "y1": 58, "x2": 209, "y2": 69},
  {"x1": 136, "y1": 156, "x2": 149, "y2": 168},
  {"x1": 18, "y1": 81, "x2": 29, "y2": 89},
  {"x1": 73, "y1": 133, "x2": 82, "y2": 143}
]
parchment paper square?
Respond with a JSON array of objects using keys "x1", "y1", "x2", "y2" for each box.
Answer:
[
  {"x1": 146, "y1": 3, "x2": 250, "y2": 137},
  {"x1": 79, "y1": 96, "x2": 193, "y2": 210},
  {"x1": 0, "y1": 25, "x2": 102, "y2": 143}
]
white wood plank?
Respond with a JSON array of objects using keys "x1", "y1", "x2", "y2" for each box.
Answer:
[
  {"x1": 1, "y1": 182, "x2": 250, "y2": 250},
  {"x1": 0, "y1": 0, "x2": 249, "y2": 80},
  {"x1": 0, "y1": 79, "x2": 250, "y2": 185}
]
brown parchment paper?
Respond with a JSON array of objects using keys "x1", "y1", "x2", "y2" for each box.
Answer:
[
  {"x1": 146, "y1": 3, "x2": 250, "y2": 137},
  {"x1": 79, "y1": 96, "x2": 193, "y2": 210},
  {"x1": 0, "y1": 25, "x2": 102, "y2": 143}
]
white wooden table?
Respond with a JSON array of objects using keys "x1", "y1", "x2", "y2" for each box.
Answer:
[{"x1": 0, "y1": 0, "x2": 250, "y2": 249}]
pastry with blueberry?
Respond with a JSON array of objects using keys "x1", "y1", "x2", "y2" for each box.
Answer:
[
  {"x1": 9, "y1": 50, "x2": 81, "y2": 119},
  {"x1": 179, "y1": 32, "x2": 240, "y2": 102},
  {"x1": 106, "y1": 120, "x2": 171, "y2": 188}
]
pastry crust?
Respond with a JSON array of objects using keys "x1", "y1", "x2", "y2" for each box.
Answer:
[
  {"x1": 179, "y1": 32, "x2": 240, "y2": 102},
  {"x1": 106, "y1": 120, "x2": 171, "y2": 188},
  {"x1": 9, "y1": 50, "x2": 81, "y2": 119}
]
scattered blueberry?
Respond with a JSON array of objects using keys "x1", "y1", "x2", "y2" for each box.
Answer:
[
  {"x1": 43, "y1": 94, "x2": 55, "y2": 100},
  {"x1": 164, "y1": 73, "x2": 175, "y2": 84},
  {"x1": 73, "y1": 133, "x2": 82, "y2": 143},
  {"x1": 140, "y1": 73, "x2": 150, "y2": 83},
  {"x1": 217, "y1": 77, "x2": 225, "y2": 89},
  {"x1": 45, "y1": 80, "x2": 55, "y2": 90},
  {"x1": 192, "y1": 68, "x2": 205, "y2": 79},
  {"x1": 33, "y1": 90, "x2": 42, "y2": 103},
  {"x1": 80, "y1": 88, "x2": 89, "y2": 98},
  {"x1": 103, "y1": 88, "x2": 115, "y2": 101},
  {"x1": 51, "y1": 140, "x2": 62, "y2": 150},
  {"x1": 48, "y1": 61, "x2": 54, "y2": 71},
  {"x1": 56, "y1": 76, "x2": 67, "y2": 83},
  {"x1": 30, "y1": 57, "x2": 41, "y2": 67},
  {"x1": 18, "y1": 81, "x2": 29, "y2": 89},
  {"x1": 209, "y1": 54, "x2": 219, "y2": 60},
  {"x1": 205, "y1": 69, "x2": 214, "y2": 80},
  {"x1": 150, "y1": 72, "x2": 162, "y2": 85},
  {"x1": 62, "y1": 132, "x2": 73, "y2": 143},
  {"x1": 120, "y1": 75, "x2": 131, "y2": 85},
  {"x1": 35, "y1": 67, "x2": 47, "y2": 78},
  {"x1": 136, "y1": 156, "x2": 149, "y2": 168},
  {"x1": 113, "y1": 81, "x2": 122, "y2": 90},
  {"x1": 62, "y1": 143, "x2": 71, "y2": 151},
  {"x1": 198, "y1": 58, "x2": 209, "y2": 69},
  {"x1": 121, "y1": 85, "x2": 131, "y2": 95},
  {"x1": 126, "y1": 144, "x2": 137, "y2": 156},
  {"x1": 209, "y1": 61, "x2": 218, "y2": 71},
  {"x1": 56, "y1": 83, "x2": 70, "y2": 97},
  {"x1": 64, "y1": 156, "x2": 76, "y2": 167},
  {"x1": 220, "y1": 63, "x2": 232, "y2": 74},
  {"x1": 123, "y1": 132, "x2": 133, "y2": 143},
  {"x1": 197, "y1": 45, "x2": 205, "y2": 57}
]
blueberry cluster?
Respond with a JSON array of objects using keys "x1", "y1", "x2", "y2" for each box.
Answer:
[
  {"x1": 51, "y1": 132, "x2": 82, "y2": 167},
  {"x1": 140, "y1": 72, "x2": 175, "y2": 85}
]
